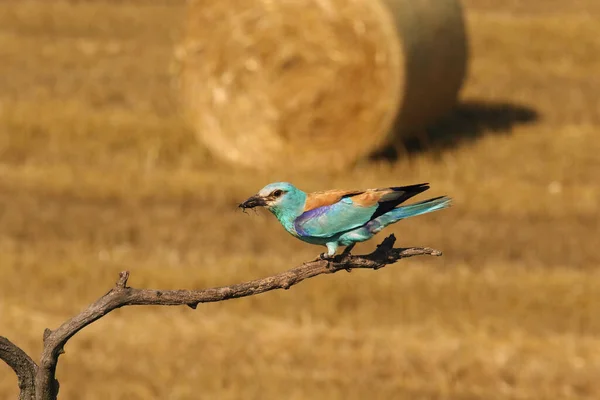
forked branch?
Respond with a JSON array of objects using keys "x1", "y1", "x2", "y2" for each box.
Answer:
[{"x1": 1, "y1": 234, "x2": 441, "y2": 400}]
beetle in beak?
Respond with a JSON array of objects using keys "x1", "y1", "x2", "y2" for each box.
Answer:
[{"x1": 239, "y1": 194, "x2": 268, "y2": 210}]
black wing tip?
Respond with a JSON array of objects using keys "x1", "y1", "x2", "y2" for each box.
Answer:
[{"x1": 391, "y1": 183, "x2": 430, "y2": 193}]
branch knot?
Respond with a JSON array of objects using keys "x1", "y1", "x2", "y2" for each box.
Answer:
[{"x1": 116, "y1": 271, "x2": 130, "y2": 289}]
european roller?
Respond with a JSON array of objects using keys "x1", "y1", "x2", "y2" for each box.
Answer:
[{"x1": 239, "y1": 182, "x2": 451, "y2": 259}]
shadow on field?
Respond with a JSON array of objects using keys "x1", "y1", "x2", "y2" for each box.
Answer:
[{"x1": 370, "y1": 100, "x2": 540, "y2": 160}]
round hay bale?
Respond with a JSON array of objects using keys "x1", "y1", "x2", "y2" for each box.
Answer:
[
  {"x1": 177, "y1": 0, "x2": 467, "y2": 170},
  {"x1": 385, "y1": 0, "x2": 468, "y2": 141}
]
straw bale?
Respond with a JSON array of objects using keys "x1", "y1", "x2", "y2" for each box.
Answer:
[{"x1": 177, "y1": 0, "x2": 467, "y2": 170}]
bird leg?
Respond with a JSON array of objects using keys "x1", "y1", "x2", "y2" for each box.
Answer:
[
  {"x1": 338, "y1": 243, "x2": 356, "y2": 272},
  {"x1": 316, "y1": 242, "x2": 339, "y2": 262},
  {"x1": 317, "y1": 243, "x2": 353, "y2": 272},
  {"x1": 341, "y1": 243, "x2": 356, "y2": 256},
  {"x1": 323, "y1": 242, "x2": 339, "y2": 260}
]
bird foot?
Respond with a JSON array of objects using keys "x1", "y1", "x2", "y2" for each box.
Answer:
[
  {"x1": 317, "y1": 252, "x2": 334, "y2": 261},
  {"x1": 315, "y1": 253, "x2": 352, "y2": 273}
]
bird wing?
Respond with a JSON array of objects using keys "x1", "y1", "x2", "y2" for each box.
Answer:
[
  {"x1": 302, "y1": 189, "x2": 364, "y2": 212},
  {"x1": 295, "y1": 184, "x2": 430, "y2": 238}
]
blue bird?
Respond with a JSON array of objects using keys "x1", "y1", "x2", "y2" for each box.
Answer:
[{"x1": 239, "y1": 182, "x2": 451, "y2": 259}]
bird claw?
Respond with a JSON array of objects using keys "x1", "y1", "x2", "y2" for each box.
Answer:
[{"x1": 318, "y1": 252, "x2": 331, "y2": 260}]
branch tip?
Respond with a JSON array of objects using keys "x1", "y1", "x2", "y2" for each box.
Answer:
[{"x1": 377, "y1": 234, "x2": 396, "y2": 251}]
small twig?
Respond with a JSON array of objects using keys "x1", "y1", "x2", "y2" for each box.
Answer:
[{"x1": 1, "y1": 234, "x2": 442, "y2": 400}]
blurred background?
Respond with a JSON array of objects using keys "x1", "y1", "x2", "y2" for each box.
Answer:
[{"x1": 1, "y1": 0, "x2": 599, "y2": 399}]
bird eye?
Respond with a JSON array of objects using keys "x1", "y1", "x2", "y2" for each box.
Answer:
[{"x1": 272, "y1": 190, "x2": 283, "y2": 197}]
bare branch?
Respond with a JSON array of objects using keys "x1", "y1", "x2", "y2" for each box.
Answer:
[
  {"x1": 4, "y1": 234, "x2": 441, "y2": 400},
  {"x1": 0, "y1": 336, "x2": 37, "y2": 400}
]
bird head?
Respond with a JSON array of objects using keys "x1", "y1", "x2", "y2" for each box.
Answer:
[{"x1": 239, "y1": 182, "x2": 305, "y2": 216}]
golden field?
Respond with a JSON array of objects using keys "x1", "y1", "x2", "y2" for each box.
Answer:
[{"x1": 1, "y1": 0, "x2": 599, "y2": 399}]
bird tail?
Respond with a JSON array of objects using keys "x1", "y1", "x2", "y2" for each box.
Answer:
[{"x1": 368, "y1": 196, "x2": 452, "y2": 233}]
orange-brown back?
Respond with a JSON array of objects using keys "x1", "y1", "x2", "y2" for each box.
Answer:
[{"x1": 303, "y1": 183, "x2": 431, "y2": 214}]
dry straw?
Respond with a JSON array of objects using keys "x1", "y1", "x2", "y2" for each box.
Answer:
[{"x1": 177, "y1": 0, "x2": 467, "y2": 170}]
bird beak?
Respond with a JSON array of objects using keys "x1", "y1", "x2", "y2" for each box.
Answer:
[{"x1": 239, "y1": 194, "x2": 267, "y2": 210}]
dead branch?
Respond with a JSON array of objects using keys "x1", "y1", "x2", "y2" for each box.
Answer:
[
  {"x1": 0, "y1": 337, "x2": 37, "y2": 400},
  {"x1": 1, "y1": 234, "x2": 441, "y2": 400}
]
